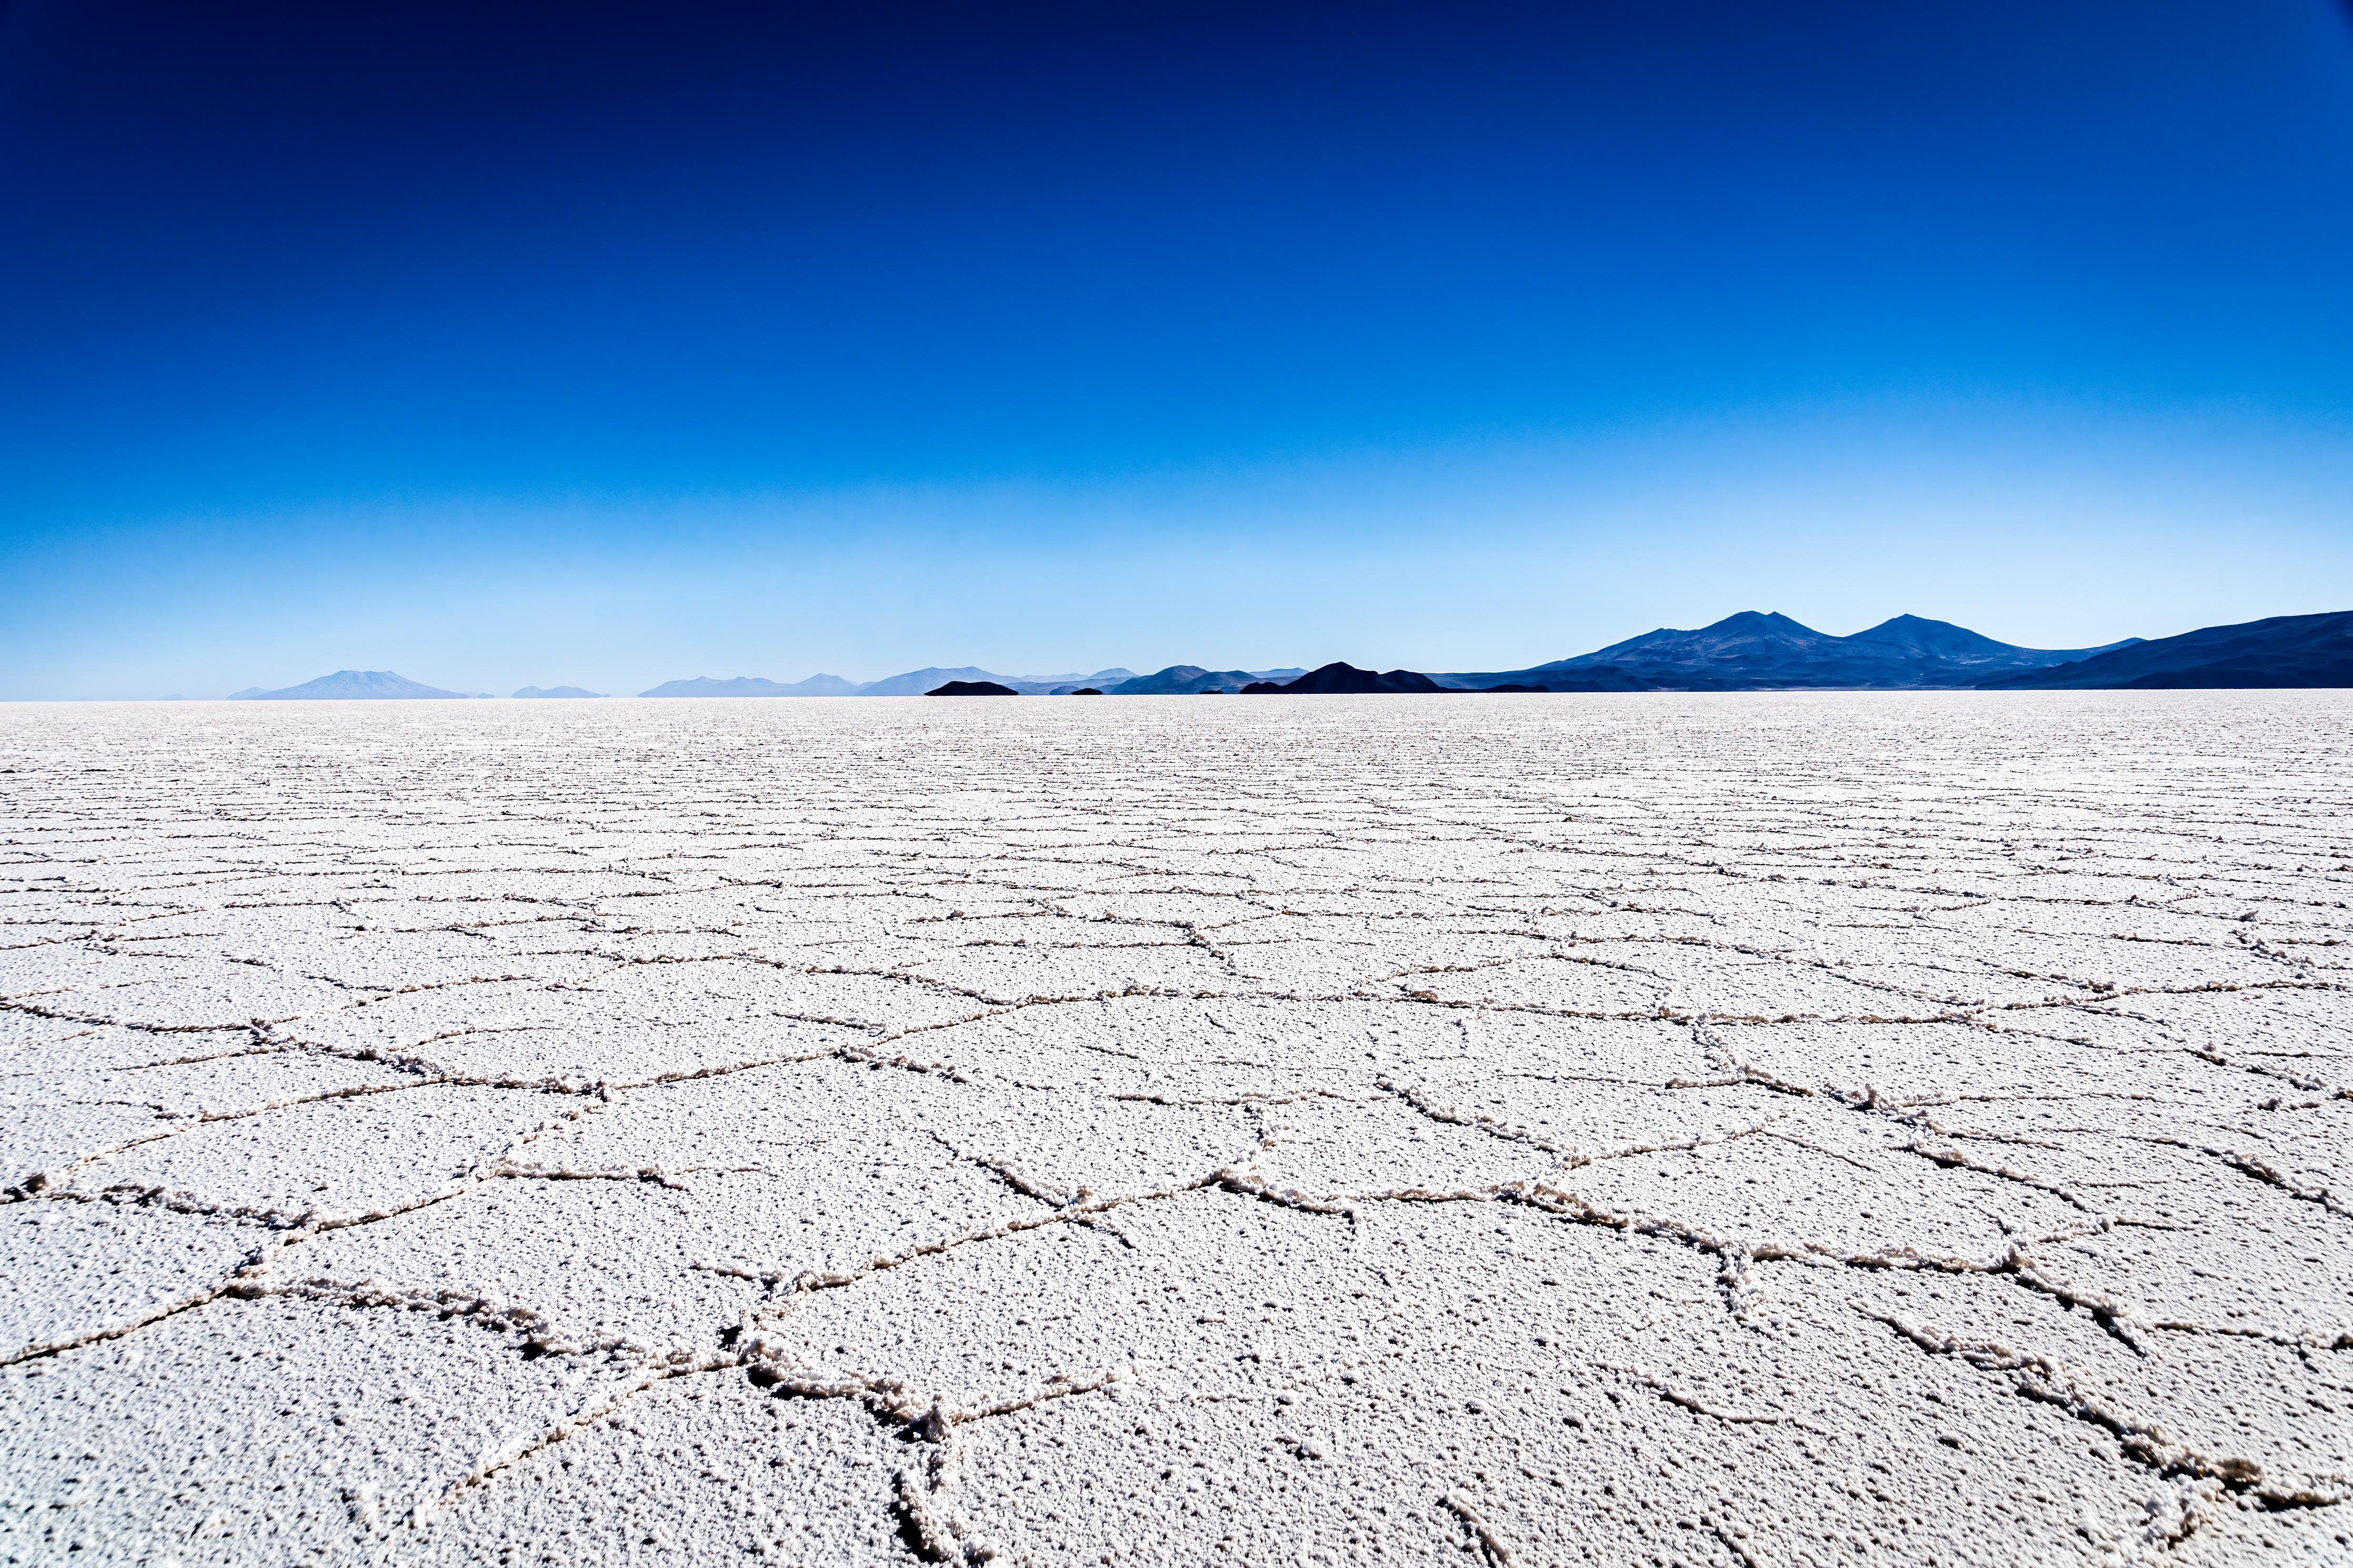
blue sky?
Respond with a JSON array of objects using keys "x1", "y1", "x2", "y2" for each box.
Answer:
[{"x1": 4, "y1": 2, "x2": 2350, "y2": 697}]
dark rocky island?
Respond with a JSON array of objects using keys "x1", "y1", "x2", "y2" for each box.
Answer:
[
  {"x1": 1246, "y1": 663, "x2": 1446, "y2": 694},
  {"x1": 927, "y1": 680, "x2": 1019, "y2": 696},
  {"x1": 1107, "y1": 665, "x2": 1266, "y2": 694}
]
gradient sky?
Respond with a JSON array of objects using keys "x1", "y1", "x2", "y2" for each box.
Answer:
[{"x1": 4, "y1": 1, "x2": 2351, "y2": 697}]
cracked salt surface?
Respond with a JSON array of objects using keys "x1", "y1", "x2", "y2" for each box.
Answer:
[{"x1": 3, "y1": 693, "x2": 2351, "y2": 1565}]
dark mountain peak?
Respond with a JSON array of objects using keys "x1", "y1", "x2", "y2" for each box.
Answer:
[
  {"x1": 1547, "y1": 611, "x2": 1837, "y2": 673},
  {"x1": 1106, "y1": 665, "x2": 1260, "y2": 694},
  {"x1": 1708, "y1": 610, "x2": 1821, "y2": 635},
  {"x1": 1254, "y1": 662, "x2": 1444, "y2": 694},
  {"x1": 1844, "y1": 614, "x2": 2018, "y2": 659},
  {"x1": 926, "y1": 680, "x2": 1017, "y2": 696},
  {"x1": 1454, "y1": 609, "x2": 2139, "y2": 690}
]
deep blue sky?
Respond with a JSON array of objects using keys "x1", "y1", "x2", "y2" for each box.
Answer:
[{"x1": 4, "y1": 1, "x2": 2351, "y2": 697}]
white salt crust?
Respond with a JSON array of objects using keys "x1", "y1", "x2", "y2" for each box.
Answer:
[{"x1": 3, "y1": 691, "x2": 2351, "y2": 1565}]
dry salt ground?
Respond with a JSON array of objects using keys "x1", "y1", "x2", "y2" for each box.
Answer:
[{"x1": 4, "y1": 692, "x2": 2352, "y2": 1567}]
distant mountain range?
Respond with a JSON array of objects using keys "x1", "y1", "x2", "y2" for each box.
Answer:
[
  {"x1": 1979, "y1": 611, "x2": 2353, "y2": 690},
  {"x1": 218, "y1": 611, "x2": 2351, "y2": 702},
  {"x1": 232, "y1": 670, "x2": 485, "y2": 700},
  {"x1": 638, "y1": 674, "x2": 862, "y2": 697},
  {"x1": 1244, "y1": 663, "x2": 1444, "y2": 694},
  {"x1": 1104, "y1": 666, "x2": 1306, "y2": 694},
  {"x1": 639, "y1": 667, "x2": 1139, "y2": 697},
  {"x1": 1434, "y1": 612, "x2": 2140, "y2": 691}
]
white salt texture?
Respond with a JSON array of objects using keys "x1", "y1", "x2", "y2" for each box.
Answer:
[{"x1": 4, "y1": 692, "x2": 2351, "y2": 1565}]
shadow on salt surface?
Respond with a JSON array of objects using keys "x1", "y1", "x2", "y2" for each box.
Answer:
[
  {"x1": 541, "y1": 1056, "x2": 1256, "y2": 1198},
  {"x1": 87, "y1": 894, "x2": 620, "y2": 993},
  {"x1": 1390, "y1": 1009, "x2": 1701, "y2": 1079},
  {"x1": 1209, "y1": 917, "x2": 1560, "y2": 991},
  {"x1": 1397, "y1": 1070, "x2": 1786, "y2": 1148},
  {"x1": 582, "y1": 962, "x2": 999, "y2": 1036},
  {"x1": 902, "y1": 1198, "x2": 2180, "y2": 1568},
  {"x1": 0, "y1": 941, "x2": 140, "y2": 1000},
  {"x1": 2, "y1": 1201, "x2": 255, "y2": 1359},
  {"x1": 1902, "y1": 1105, "x2": 2353, "y2": 1345},
  {"x1": 768, "y1": 1189, "x2": 1399, "y2": 1410},
  {"x1": 92, "y1": 1043, "x2": 421, "y2": 1114},
  {"x1": 1378, "y1": 950, "x2": 1680, "y2": 1014},
  {"x1": 292, "y1": 975, "x2": 876, "y2": 1083},
  {"x1": 1, "y1": 1091, "x2": 179, "y2": 1193},
  {"x1": 897, "y1": 939, "x2": 1238, "y2": 1002},
  {"x1": 1049, "y1": 889, "x2": 1275, "y2": 928},
  {"x1": 12, "y1": 1047, "x2": 428, "y2": 1189},
  {"x1": 288, "y1": 976, "x2": 569, "y2": 1058},
  {"x1": 0, "y1": 1294, "x2": 640, "y2": 1563},
  {"x1": 0, "y1": 955, "x2": 357, "y2": 1032},
  {"x1": 1763, "y1": 1262, "x2": 2353, "y2": 1519},
  {"x1": 287, "y1": 1057, "x2": 1273, "y2": 1357},
  {"x1": 821, "y1": 912, "x2": 1236, "y2": 969},
  {"x1": 64, "y1": 1083, "x2": 582, "y2": 1222},
  {"x1": 1249, "y1": 1092, "x2": 1557, "y2": 1195},
  {"x1": 1828, "y1": 916, "x2": 2295, "y2": 999},
  {"x1": 411, "y1": 1372, "x2": 908, "y2": 1565},
  {"x1": 2083, "y1": 988, "x2": 2353, "y2": 1077},
  {"x1": 1713, "y1": 1017, "x2": 2174, "y2": 1099},
  {"x1": 1558, "y1": 1125, "x2": 2082, "y2": 1263},
  {"x1": 1, "y1": 1018, "x2": 183, "y2": 1076},
  {"x1": 2228, "y1": 1107, "x2": 2353, "y2": 1223},
  {"x1": 290, "y1": 1174, "x2": 779, "y2": 1357},
  {"x1": 907, "y1": 994, "x2": 1483, "y2": 1100},
  {"x1": 1619, "y1": 947, "x2": 1949, "y2": 1018}
]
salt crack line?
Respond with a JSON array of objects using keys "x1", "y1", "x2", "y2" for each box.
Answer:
[{"x1": 1857, "y1": 1306, "x2": 2351, "y2": 1511}]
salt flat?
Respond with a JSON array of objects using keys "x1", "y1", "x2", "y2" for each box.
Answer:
[{"x1": 3, "y1": 692, "x2": 2350, "y2": 1566}]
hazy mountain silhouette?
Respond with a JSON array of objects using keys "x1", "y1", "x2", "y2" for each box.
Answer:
[
  {"x1": 1025, "y1": 668, "x2": 1138, "y2": 693},
  {"x1": 1979, "y1": 611, "x2": 2353, "y2": 689},
  {"x1": 1008, "y1": 669, "x2": 1137, "y2": 694},
  {"x1": 1245, "y1": 663, "x2": 1445, "y2": 694},
  {"x1": 1109, "y1": 665, "x2": 1259, "y2": 694},
  {"x1": 866, "y1": 665, "x2": 1141, "y2": 695},
  {"x1": 639, "y1": 667, "x2": 1145, "y2": 696},
  {"x1": 513, "y1": 685, "x2": 605, "y2": 698},
  {"x1": 236, "y1": 670, "x2": 472, "y2": 700},
  {"x1": 638, "y1": 674, "x2": 860, "y2": 696},
  {"x1": 1440, "y1": 612, "x2": 2135, "y2": 691},
  {"x1": 1108, "y1": 665, "x2": 1308, "y2": 694},
  {"x1": 853, "y1": 667, "x2": 1002, "y2": 696},
  {"x1": 522, "y1": 610, "x2": 2351, "y2": 707}
]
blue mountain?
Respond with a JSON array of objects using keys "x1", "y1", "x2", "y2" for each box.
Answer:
[
  {"x1": 1439, "y1": 613, "x2": 2136, "y2": 691},
  {"x1": 1979, "y1": 610, "x2": 2353, "y2": 689},
  {"x1": 235, "y1": 670, "x2": 475, "y2": 700}
]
